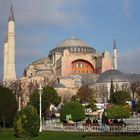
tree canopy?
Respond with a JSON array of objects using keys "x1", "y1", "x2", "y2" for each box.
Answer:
[
  {"x1": 29, "y1": 86, "x2": 61, "y2": 114},
  {"x1": 106, "y1": 105, "x2": 130, "y2": 119},
  {"x1": 60, "y1": 101, "x2": 85, "y2": 122},
  {"x1": 0, "y1": 85, "x2": 18, "y2": 128},
  {"x1": 110, "y1": 90, "x2": 131, "y2": 105},
  {"x1": 77, "y1": 85, "x2": 93, "y2": 103}
]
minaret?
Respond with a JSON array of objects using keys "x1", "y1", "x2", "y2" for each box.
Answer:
[
  {"x1": 4, "y1": 5, "x2": 16, "y2": 82},
  {"x1": 113, "y1": 39, "x2": 117, "y2": 70},
  {"x1": 3, "y1": 35, "x2": 8, "y2": 82}
]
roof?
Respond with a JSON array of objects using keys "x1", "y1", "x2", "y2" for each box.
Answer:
[
  {"x1": 128, "y1": 73, "x2": 140, "y2": 82},
  {"x1": 97, "y1": 69, "x2": 129, "y2": 83},
  {"x1": 9, "y1": 5, "x2": 15, "y2": 21},
  {"x1": 32, "y1": 57, "x2": 49, "y2": 65},
  {"x1": 53, "y1": 83, "x2": 66, "y2": 88},
  {"x1": 49, "y1": 37, "x2": 96, "y2": 55},
  {"x1": 57, "y1": 37, "x2": 91, "y2": 48},
  {"x1": 81, "y1": 74, "x2": 98, "y2": 85}
]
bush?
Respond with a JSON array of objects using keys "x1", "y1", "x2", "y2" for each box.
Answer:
[
  {"x1": 60, "y1": 101, "x2": 85, "y2": 122},
  {"x1": 106, "y1": 105, "x2": 130, "y2": 119},
  {"x1": 13, "y1": 105, "x2": 39, "y2": 138}
]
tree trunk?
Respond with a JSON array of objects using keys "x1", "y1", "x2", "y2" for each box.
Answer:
[{"x1": 2, "y1": 117, "x2": 6, "y2": 129}]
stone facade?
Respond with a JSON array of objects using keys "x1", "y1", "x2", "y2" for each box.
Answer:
[{"x1": 24, "y1": 37, "x2": 112, "y2": 79}]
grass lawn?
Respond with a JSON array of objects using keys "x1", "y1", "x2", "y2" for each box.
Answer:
[{"x1": 0, "y1": 129, "x2": 140, "y2": 140}]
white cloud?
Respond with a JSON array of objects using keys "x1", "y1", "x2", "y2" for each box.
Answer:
[{"x1": 119, "y1": 47, "x2": 140, "y2": 74}]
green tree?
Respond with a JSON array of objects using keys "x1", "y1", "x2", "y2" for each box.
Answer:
[
  {"x1": 0, "y1": 85, "x2": 18, "y2": 128},
  {"x1": 106, "y1": 105, "x2": 130, "y2": 119},
  {"x1": 14, "y1": 105, "x2": 39, "y2": 137},
  {"x1": 86, "y1": 100, "x2": 97, "y2": 112},
  {"x1": 29, "y1": 86, "x2": 61, "y2": 114},
  {"x1": 110, "y1": 78, "x2": 114, "y2": 99},
  {"x1": 110, "y1": 90, "x2": 131, "y2": 105},
  {"x1": 60, "y1": 101, "x2": 85, "y2": 122},
  {"x1": 77, "y1": 85, "x2": 93, "y2": 103}
]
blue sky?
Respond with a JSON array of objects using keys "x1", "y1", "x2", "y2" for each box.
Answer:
[{"x1": 0, "y1": 0, "x2": 140, "y2": 79}]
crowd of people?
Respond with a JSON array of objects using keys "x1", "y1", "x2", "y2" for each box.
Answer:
[{"x1": 85, "y1": 117, "x2": 126, "y2": 127}]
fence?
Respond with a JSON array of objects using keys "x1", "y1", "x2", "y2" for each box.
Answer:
[{"x1": 42, "y1": 119, "x2": 140, "y2": 132}]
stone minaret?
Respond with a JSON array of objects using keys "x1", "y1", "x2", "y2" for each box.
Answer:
[
  {"x1": 3, "y1": 5, "x2": 16, "y2": 82},
  {"x1": 3, "y1": 36, "x2": 8, "y2": 82},
  {"x1": 113, "y1": 39, "x2": 117, "y2": 70}
]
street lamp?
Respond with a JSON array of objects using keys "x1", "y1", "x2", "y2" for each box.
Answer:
[
  {"x1": 18, "y1": 96, "x2": 21, "y2": 111},
  {"x1": 38, "y1": 83, "x2": 43, "y2": 132}
]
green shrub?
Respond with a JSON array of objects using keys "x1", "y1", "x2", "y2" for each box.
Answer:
[
  {"x1": 106, "y1": 105, "x2": 130, "y2": 119},
  {"x1": 60, "y1": 101, "x2": 85, "y2": 122},
  {"x1": 13, "y1": 105, "x2": 39, "y2": 138}
]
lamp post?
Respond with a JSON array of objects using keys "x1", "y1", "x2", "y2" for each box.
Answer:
[
  {"x1": 39, "y1": 83, "x2": 43, "y2": 132},
  {"x1": 18, "y1": 96, "x2": 21, "y2": 111}
]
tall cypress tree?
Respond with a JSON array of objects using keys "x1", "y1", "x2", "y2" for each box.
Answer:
[{"x1": 110, "y1": 78, "x2": 114, "y2": 99}]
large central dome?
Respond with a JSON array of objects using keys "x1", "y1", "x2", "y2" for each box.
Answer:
[
  {"x1": 57, "y1": 37, "x2": 91, "y2": 48},
  {"x1": 49, "y1": 37, "x2": 96, "y2": 55}
]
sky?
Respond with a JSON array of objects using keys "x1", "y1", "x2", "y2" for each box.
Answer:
[{"x1": 0, "y1": 0, "x2": 140, "y2": 79}]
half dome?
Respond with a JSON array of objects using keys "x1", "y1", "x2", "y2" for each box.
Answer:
[{"x1": 97, "y1": 69, "x2": 129, "y2": 83}]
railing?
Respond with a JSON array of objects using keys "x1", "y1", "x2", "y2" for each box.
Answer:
[{"x1": 43, "y1": 123, "x2": 140, "y2": 133}]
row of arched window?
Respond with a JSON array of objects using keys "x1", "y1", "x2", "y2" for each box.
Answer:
[{"x1": 49, "y1": 47, "x2": 95, "y2": 54}]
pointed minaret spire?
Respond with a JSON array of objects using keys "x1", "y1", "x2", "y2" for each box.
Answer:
[
  {"x1": 8, "y1": 4, "x2": 15, "y2": 21},
  {"x1": 113, "y1": 39, "x2": 117, "y2": 49},
  {"x1": 113, "y1": 39, "x2": 118, "y2": 70}
]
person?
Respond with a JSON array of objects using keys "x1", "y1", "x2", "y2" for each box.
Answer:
[
  {"x1": 113, "y1": 118, "x2": 118, "y2": 125},
  {"x1": 86, "y1": 118, "x2": 91, "y2": 123},
  {"x1": 108, "y1": 119, "x2": 113, "y2": 126},
  {"x1": 93, "y1": 119, "x2": 98, "y2": 126},
  {"x1": 119, "y1": 119, "x2": 126, "y2": 127},
  {"x1": 102, "y1": 112, "x2": 108, "y2": 125}
]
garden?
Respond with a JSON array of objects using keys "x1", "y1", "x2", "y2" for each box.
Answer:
[{"x1": 1, "y1": 83, "x2": 140, "y2": 139}]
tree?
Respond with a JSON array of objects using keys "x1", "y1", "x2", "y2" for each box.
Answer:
[
  {"x1": 110, "y1": 90, "x2": 131, "y2": 105},
  {"x1": 29, "y1": 86, "x2": 61, "y2": 115},
  {"x1": 77, "y1": 85, "x2": 93, "y2": 103},
  {"x1": 110, "y1": 78, "x2": 114, "y2": 98},
  {"x1": 85, "y1": 100, "x2": 97, "y2": 112},
  {"x1": 0, "y1": 85, "x2": 18, "y2": 128},
  {"x1": 106, "y1": 105, "x2": 130, "y2": 119},
  {"x1": 60, "y1": 101, "x2": 85, "y2": 122},
  {"x1": 14, "y1": 105, "x2": 39, "y2": 137},
  {"x1": 130, "y1": 81, "x2": 140, "y2": 100},
  {"x1": 7, "y1": 79, "x2": 40, "y2": 106}
]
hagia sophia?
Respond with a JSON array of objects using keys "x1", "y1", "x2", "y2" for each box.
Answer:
[{"x1": 3, "y1": 6, "x2": 140, "y2": 104}]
